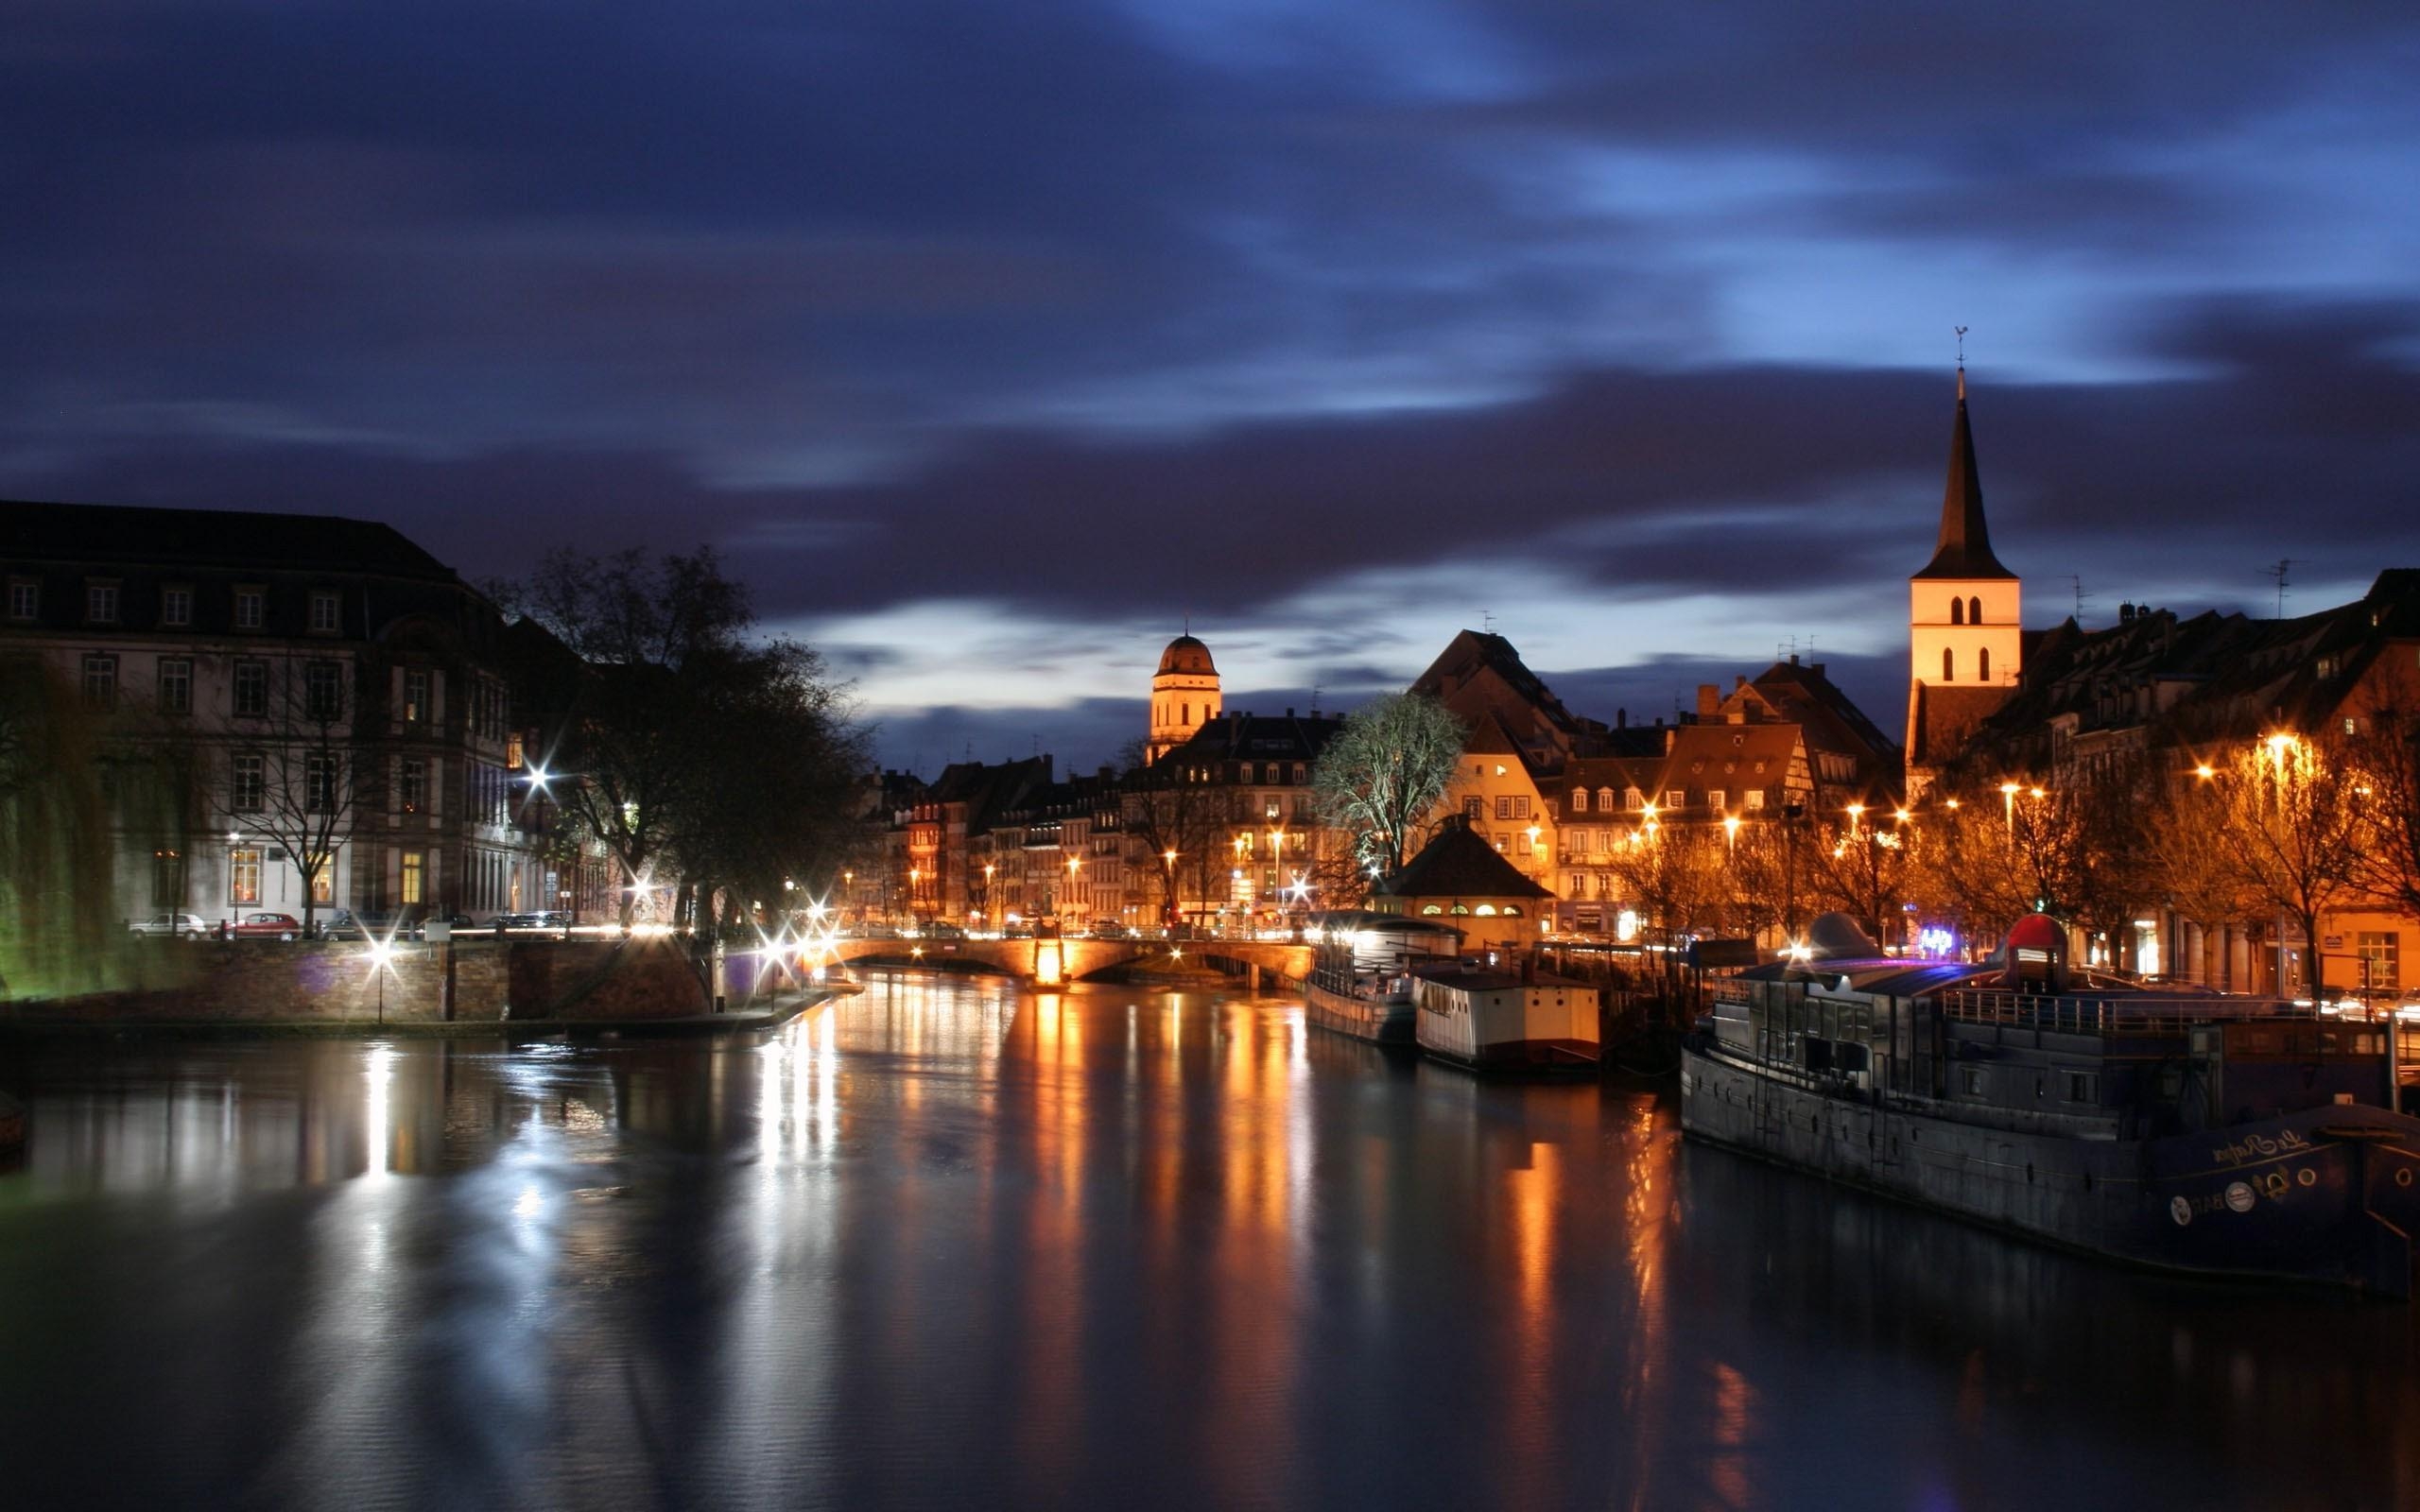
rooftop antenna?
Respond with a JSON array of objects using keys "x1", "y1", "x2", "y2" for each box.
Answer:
[
  {"x1": 2068, "y1": 575, "x2": 2092, "y2": 626},
  {"x1": 2263, "y1": 558, "x2": 2292, "y2": 619},
  {"x1": 1481, "y1": 608, "x2": 1495, "y2": 634},
  {"x1": 1309, "y1": 682, "x2": 1322, "y2": 717},
  {"x1": 1954, "y1": 325, "x2": 1969, "y2": 400}
]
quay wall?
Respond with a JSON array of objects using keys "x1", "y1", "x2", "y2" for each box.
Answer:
[{"x1": 2, "y1": 936, "x2": 778, "y2": 1024}]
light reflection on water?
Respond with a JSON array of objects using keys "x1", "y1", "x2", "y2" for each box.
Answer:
[{"x1": 2, "y1": 971, "x2": 2416, "y2": 1511}]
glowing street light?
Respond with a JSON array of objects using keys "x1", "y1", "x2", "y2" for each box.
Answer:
[
  {"x1": 1847, "y1": 801, "x2": 1865, "y2": 836},
  {"x1": 365, "y1": 936, "x2": 396, "y2": 1025},
  {"x1": 1722, "y1": 813, "x2": 1741, "y2": 850}
]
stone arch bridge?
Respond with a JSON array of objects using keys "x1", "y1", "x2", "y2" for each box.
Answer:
[{"x1": 808, "y1": 935, "x2": 1313, "y2": 988}]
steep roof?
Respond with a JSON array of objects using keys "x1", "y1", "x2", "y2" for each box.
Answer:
[
  {"x1": 1409, "y1": 629, "x2": 1585, "y2": 746},
  {"x1": 2, "y1": 499, "x2": 458, "y2": 580},
  {"x1": 1375, "y1": 818, "x2": 1553, "y2": 902},
  {"x1": 1910, "y1": 375, "x2": 2015, "y2": 582}
]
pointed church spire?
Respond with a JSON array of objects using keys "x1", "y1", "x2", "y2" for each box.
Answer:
[{"x1": 1910, "y1": 366, "x2": 2014, "y2": 580}]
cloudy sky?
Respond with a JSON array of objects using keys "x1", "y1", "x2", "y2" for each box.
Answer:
[{"x1": 8, "y1": 1, "x2": 2417, "y2": 772}]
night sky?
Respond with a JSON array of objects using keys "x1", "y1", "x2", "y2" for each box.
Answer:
[{"x1": 8, "y1": 3, "x2": 2417, "y2": 772}]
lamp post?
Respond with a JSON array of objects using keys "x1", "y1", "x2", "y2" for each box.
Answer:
[{"x1": 367, "y1": 936, "x2": 394, "y2": 1025}]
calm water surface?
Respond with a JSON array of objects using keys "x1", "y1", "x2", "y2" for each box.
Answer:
[{"x1": 3, "y1": 972, "x2": 2415, "y2": 1510}]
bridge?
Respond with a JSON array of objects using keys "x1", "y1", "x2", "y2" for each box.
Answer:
[{"x1": 792, "y1": 934, "x2": 1315, "y2": 988}]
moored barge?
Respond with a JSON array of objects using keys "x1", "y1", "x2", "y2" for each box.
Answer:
[
  {"x1": 1414, "y1": 959, "x2": 1602, "y2": 1073},
  {"x1": 1682, "y1": 914, "x2": 2420, "y2": 1295},
  {"x1": 1300, "y1": 911, "x2": 1461, "y2": 1046}
]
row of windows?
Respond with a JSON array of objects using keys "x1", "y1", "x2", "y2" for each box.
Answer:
[
  {"x1": 78, "y1": 653, "x2": 347, "y2": 718},
  {"x1": 9, "y1": 579, "x2": 340, "y2": 632},
  {"x1": 228, "y1": 752, "x2": 343, "y2": 813}
]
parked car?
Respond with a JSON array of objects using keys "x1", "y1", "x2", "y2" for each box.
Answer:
[
  {"x1": 496, "y1": 910, "x2": 569, "y2": 931},
  {"x1": 232, "y1": 912, "x2": 303, "y2": 940},
  {"x1": 1088, "y1": 920, "x2": 1131, "y2": 939},
  {"x1": 924, "y1": 920, "x2": 968, "y2": 940},
  {"x1": 130, "y1": 911, "x2": 209, "y2": 938}
]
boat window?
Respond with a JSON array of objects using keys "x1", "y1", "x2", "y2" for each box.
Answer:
[
  {"x1": 2066, "y1": 1073, "x2": 2099, "y2": 1104},
  {"x1": 1449, "y1": 904, "x2": 1469, "y2": 915},
  {"x1": 1421, "y1": 904, "x2": 1443, "y2": 916},
  {"x1": 1962, "y1": 1067, "x2": 1984, "y2": 1096},
  {"x1": 1474, "y1": 904, "x2": 1497, "y2": 916}
]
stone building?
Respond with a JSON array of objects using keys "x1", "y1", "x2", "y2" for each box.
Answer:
[{"x1": 2, "y1": 501, "x2": 545, "y2": 928}]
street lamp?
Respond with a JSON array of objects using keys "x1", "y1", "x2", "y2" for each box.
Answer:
[
  {"x1": 1847, "y1": 801, "x2": 1865, "y2": 837},
  {"x1": 366, "y1": 936, "x2": 395, "y2": 1025}
]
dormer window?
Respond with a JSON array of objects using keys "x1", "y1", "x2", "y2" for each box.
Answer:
[
  {"x1": 161, "y1": 586, "x2": 193, "y2": 627},
  {"x1": 1570, "y1": 787, "x2": 1588, "y2": 813},
  {"x1": 86, "y1": 581, "x2": 120, "y2": 624},
  {"x1": 7, "y1": 579, "x2": 36, "y2": 621},
  {"x1": 309, "y1": 591, "x2": 340, "y2": 634},
  {"x1": 234, "y1": 587, "x2": 266, "y2": 630}
]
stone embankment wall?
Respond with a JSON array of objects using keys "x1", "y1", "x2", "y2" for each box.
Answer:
[{"x1": 3, "y1": 936, "x2": 771, "y2": 1023}]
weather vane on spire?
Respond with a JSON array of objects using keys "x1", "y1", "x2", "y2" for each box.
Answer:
[{"x1": 1954, "y1": 325, "x2": 1969, "y2": 399}]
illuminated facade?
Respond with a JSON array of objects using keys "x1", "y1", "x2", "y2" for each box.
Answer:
[
  {"x1": 1147, "y1": 632, "x2": 1221, "y2": 764},
  {"x1": 1907, "y1": 369, "x2": 2022, "y2": 793}
]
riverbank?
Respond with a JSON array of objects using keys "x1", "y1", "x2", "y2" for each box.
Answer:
[{"x1": 0, "y1": 982, "x2": 857, "y2": 1040}]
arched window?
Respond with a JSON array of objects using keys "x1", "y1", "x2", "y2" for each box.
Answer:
[
  {"x1": 1950, "y1": 598, "x2": 1965, "y2": 625},
  {"x1": 1182, "y1": 702, "x2": 1190, "y2": 725},
  {"x1": 1571, "y1": 787, "x2": 1588, "y2": 813},
  {"x1": 1421, "y1": 903, "x2": 1443, "y2": 916},
  {"x1": 1979, "y1": 646, "x2": 1991, "y2": 680},
  {"x1": 1969, "y1": 595, "x2": 1982, "y2": 623},
  {"x1": 1474, "y1": 904, "x2": 1497, "y2": 917},
  {"x1": 1501, "y1": 905, "x2": 1523, "y2": 918},
  {"x1": 1943, "y1": 648, "x2": 1954, "y2": 681}
]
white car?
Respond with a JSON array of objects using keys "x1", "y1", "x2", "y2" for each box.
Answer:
[{"x1": 130, "y1": 912, "x2": 209, "y2": 937}]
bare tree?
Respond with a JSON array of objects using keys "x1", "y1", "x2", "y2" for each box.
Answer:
[
  {"x1": 1119, "y1": 739, "x2": 1233, "y2": 927},
  {"x1": 1312, "y1": 694, "x2": 1464, "y2": 876},
  {"x1": 2204, "y1": 733, "x2": 2366, "y2": 992},
  {"x1": 1806, "y1": 812, "x2": 1918, "y2": 948},
  {"x1": 212, "y1": 652, "x2": 369, "y2": 936},
  {"x1": 2347, "y1": 705, "x2": 2420, "y2": 920}
]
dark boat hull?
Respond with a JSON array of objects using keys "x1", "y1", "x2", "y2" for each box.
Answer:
[{"x1": 1683, "y1": 1044, "x2": 2420, "y2": 1296}]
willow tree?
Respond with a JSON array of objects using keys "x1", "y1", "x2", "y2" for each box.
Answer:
[{"x1": 1312, "y1": 694, "x2": 1465, "y2": 878}]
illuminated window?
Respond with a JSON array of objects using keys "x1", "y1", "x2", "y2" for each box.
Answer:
[
  {"x1": 1666, "y1": 789, "x2": 1685, "y2": 810},
  {"x1": 1746, "y1": 790, "x2": 1766, "y2": 810},
  {"x1": 401, "y1": 852, "x2": 424, "y2": 905},
  {"x1": 1501, "y1": 905, "x2": 1522, "y2": 918},
  {"x1": 1707, "y1": 788, "x2": 1725, "y2": 812},
  {"x1": 2357, "y1": 933, "x2": 2400, "y2": 991},
  {"x1": 506, "y1": 733, "x2": 524, "y2": 769},
  {"x1": 230, "y1": 847, "x2": 262, "y2": 904},
  {"x1": 401, "y1": 758, "x2": 425, "y2": 813},
  {"x1": 309, "y1": 857, "x2": 333, "y2": 903},
  {"x1": 1475, "y1": 904, "x2": 1497, "y2": 916},
  {"x1": 1625, "y1": 787, "x2": 1644, "y2": 811},
  {"x1": 1571, "y1": 787, "x2": 1588, "y2": 813},
  {"x1": 1421, "y1": 904, "x2": 1443, "y2": 916},
  {"x1": 403, "y1": 669, "x2": 428, "y2": 723}
]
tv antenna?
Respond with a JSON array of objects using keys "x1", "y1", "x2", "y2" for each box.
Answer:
[
  {"x1": 2263, "y1": 559, "x2": 2292, "y2": 619},
  {"x1": 1480, "y1": 608, "x2": 1495, "y2": 634},
  {"x1": 2067, "y1": 575, "x2": 2092, "y2": 626}
]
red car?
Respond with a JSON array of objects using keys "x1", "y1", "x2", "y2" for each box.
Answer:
[{"x1": 231, "y1": 912, "x2": 302, "y2": 940}]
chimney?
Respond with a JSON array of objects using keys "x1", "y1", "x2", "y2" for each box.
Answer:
[
  {"x1": 1286, "y1": 707, "x2": 1294, "y2": 717},
  {"x1": 1811, "y1": 662, "x2": 1824, "y2": 677},
  {"x1": 1789, "y1": 653, "x2": 1800, "y2": 665},
  {"x1": 1735, "y1": 675, "x2": 1747, "y2": 691},
  {"x1": 1697, "y1": 683, "x2": 1720, "y2": 716},
  {"x1": 1616, "y1": 708, "x2": 1628, "y2": 729}
]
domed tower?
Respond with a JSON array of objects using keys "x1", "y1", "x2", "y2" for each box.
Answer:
[{"x1": 1149, "y1": 633, "x2": 1220, "y2": 763}]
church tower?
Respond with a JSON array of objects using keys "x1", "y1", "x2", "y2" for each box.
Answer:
[
  {"x1": 1149, "y1": 632, "x2": 1220, "y2": 763},
  {"x1": 1906, "y1": 368, "x2": 2021, "y2": 783}
]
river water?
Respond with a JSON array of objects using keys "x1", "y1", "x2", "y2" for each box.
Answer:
[{"x1": 2, "y1": 972, "x2": 2414, "y2": 1511}]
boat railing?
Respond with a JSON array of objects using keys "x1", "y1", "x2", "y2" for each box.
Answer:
[{"x1": 1938, "y1": 988, "x2": 2330, "y2": 1038}]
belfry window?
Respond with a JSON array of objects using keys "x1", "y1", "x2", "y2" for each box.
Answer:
[
  {"x1": 1979, "y1": 647, "x2": 1991, "y2": 680},
  {"x1": 1969, "y1": 595, "x2": 1982, "y2": 622},
  {"x1": 1950, "y1": 598, "x2": 1964, "y2": 625},
  {"x1": 1943, "y1": 649, "x2": 1954, "y2": 682}
]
